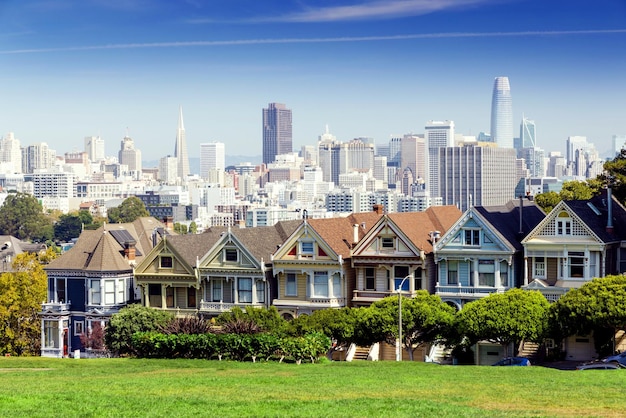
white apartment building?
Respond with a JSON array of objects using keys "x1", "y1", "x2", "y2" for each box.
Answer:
[{"x1": 200, "y1": 142, "x2": 225, "y2": 179}]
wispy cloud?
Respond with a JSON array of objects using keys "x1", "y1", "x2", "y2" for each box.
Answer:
[
  {"x1": 1, "y1": 29, "x2": 625, "y2": 54},
  {"x1": 264, "y1": 0, "x2": 492, "y2": 23}
]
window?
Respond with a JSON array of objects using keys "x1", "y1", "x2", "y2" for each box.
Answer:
[
  {"x1": 286, "y1": 273, "x2": 297, "y2": 296},
  {"x1": 478, "y1": 260, "x2": 495, "y2": 286},
  {"x1": 500, "y1": 261, "x2": 509, "y2": 287},
  {"x1": 43, "y1": 320, "x2": 60, "y2": 349},
  {"x1": 55, "y1": 278, "x2": 66, "y2": 303},
  {"x1": 300, "y1": 242, "x2": 314, "y2": 256},
  {"x1": 104, "y1": 280, "x2": 116, "y2": 304},
  {"x1": 569, "y1": 252, "x2": 585, "y2": 278},
  {"x1": 332, "y1": 274, "x2": 341, "y2": 298},
  {"x1": 464, "y1": 230, "x2": 480, "y2": 246},
  {"x1": 313, "y1": 271, "x2": 328, "y2": 297},
  {"x1": 74, "y1": 320, "x2": 84, "y2": 335},
  {"x1": 160, "y1": 256, "x2": 173, "y2": 268},
  {"x1": 447, "y1": 261, "x2": 458, "y2": 285},
  {"x1": 187, "y1": 287, "x2": 196, "y2": 308},
  {"x1": 225, "y1": 249, "x2": 238, "y2": 262},
  {"x1": 256, "y1": 280, "x2": 265, "y2": 304},
  {"x1": 212, "y1": 280, "x2": 222, "y2": 302},
  {"x1": 381, "y1": 237, "x2": 394, "y2": 249},
  {"x1": 394, "y1": 266, "x2": 410, "y2": 291},
  {"x1": 534, "y1": 257, "x2": 545, "y2": 277},
  {"x1": 556, "y1": 212, "x2": 572, "y2": 235},
  {"x1": 238, "y1": 278, "x2": 252, "y2": 303},
  {"x1": 365, "y1": 268, "x2": 375, "y2": 290},
  {"x1": 90, "y1": 280, "x2": 101, "y2": 304}
]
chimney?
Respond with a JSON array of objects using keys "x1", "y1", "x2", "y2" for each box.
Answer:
[
  {"x1": 124, "y1": 240, "x2": 137, "y2": 261},
  {"x1": 163, "y1": 216, "x2": 174, "y2": 231},
  {"x1": 353, "y1": 224, "x2": 359, "y2": 244},
  {"x1": 607, "y1": 186, "x2": 614, "y2": 234},
  {"x1": 373, "y1": 204, "x2": 384, "y2": 215}
]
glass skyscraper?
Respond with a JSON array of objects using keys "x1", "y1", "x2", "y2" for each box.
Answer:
[
  {"x1": 490, "y1": 76, "x2": 513, "y2": 149},
  {"x1": 262, "y1": 103, "x2": 292, "y2": 165}
]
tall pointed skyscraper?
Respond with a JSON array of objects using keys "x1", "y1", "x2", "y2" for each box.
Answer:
[
  {"x1": 490, "y1": 76, "x2": 513, "y2": 148},
  {"x1": 175, "y1": 106, "x2": 190, "y2": 178}
]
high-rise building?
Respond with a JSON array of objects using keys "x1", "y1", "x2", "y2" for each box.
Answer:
[
  {"x1": 438, "y1": 144, "x2": 518, "y2": 211},
  {"x1": 175, "y1": 106, "x2": 190, "y2": 179},
  {"x1": 158, "y1": 155, "x2": 178, "y2": 184},
  {"x1": 0, "y1": 132, "x2": 22, "y2": 174},
  {"x1": 22, "y1": 142, "x2": 55, "y2": 174},
  {"x1": 401, "y1": 134, "x2": 427, "y2": 184},
  {"x1": 262, "y1": 103, "x2": 292, "y2": 165},
  {"x1": 318, "y1": 138, "x2": 374, "y2": 185},
  {"x1": 613, "y1": 134, "x2": 626, "y2": 157},
  {"x1": 84, "y1": 136, "x2": 105, "y2": 162},
  {"x1": 520, "y1": 116, "x2": 536, "y2": 148},
  {"x1": 490, "y1": 76, "x2": 513, "y2": 148},
  {"x1": 425, "y1": 120, "x2": 455, "y2": 197},
  {"x1": 118, "y1": 135, "x2": 142, "y2": 174},
  {"x1": 200, "y1": 142, "x2": 226, "y2": 179}
]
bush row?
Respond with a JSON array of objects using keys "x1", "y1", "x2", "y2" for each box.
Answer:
[{"x1": 131, "y1": 331, "x2": 331, "y2": 364}]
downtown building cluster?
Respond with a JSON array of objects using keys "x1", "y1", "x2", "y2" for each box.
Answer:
[{"x1": 0, "y1": 77, "x2": 623, "y2": 231}]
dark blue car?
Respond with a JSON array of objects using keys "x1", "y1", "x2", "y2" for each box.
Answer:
[
  {"x1": 492, "y1": 357, "x2": 531, "y2": 366},
  {"x1": 602, "y1": 352, "x2": 626, "y2": 366}
]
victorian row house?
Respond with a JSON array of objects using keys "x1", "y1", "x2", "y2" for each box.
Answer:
[{"x1": 41, "y1": 191, "x2": 626, "y2": 361}]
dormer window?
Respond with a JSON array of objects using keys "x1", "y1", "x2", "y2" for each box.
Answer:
[
  {"x1": 160, "y1": 256, "x2": 173, "y2": 268},
  {"x1": 225, "y1": 249, "x2": 238, "y2": 262},
  {"x1": 464, "y1": 229, "x2": 480, "y2": 246},
  {"x1": 556, "y1": 212, "x2": 572, "y2": 235},
  {"x1": 300, "y1": 241, "x2": 314, "y2": 256}
]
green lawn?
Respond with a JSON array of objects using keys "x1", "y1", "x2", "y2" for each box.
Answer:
[{"x1": 0, "y1": 357, "x2": 624, "y2": 417}]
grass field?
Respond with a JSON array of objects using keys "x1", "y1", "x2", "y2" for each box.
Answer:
[{"x1": 0, "y1": 357, "x2": 624, "y2": 417}]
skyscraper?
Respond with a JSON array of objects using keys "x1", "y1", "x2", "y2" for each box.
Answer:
[
  {"x1": 200, "y1": 142, "x2": 225, "y2": 179},
  {"x1": 262, "y1": 103, "x2": 292, "y2": 165},
  {"x1": 425, "y1": 120, "x2": 455, "y2": 197},
  {"x1": 520, "y1": 116, "x2": 536, "y2": 148},
  {"x1": 84, "y1": 136, "x2": 105, "y2": 162},
  {"x1": 118, "y1": 135, "x2": 142, "y2": 174},
  {"x1": 175, "y1": 106, "x2": 190, "y2": 178},
  {"x1": 490, "y1": 76, "x2": 513, "y2": 148}
]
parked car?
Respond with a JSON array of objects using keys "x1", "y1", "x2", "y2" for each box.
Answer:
[
  {"x1": 601, "y1": 352, "x2": 626, "y2": 366},
  {"x1": 492, "y1": 357, "x2": 531, "y2": 366},
  {"x1": 576, "y1": 362, "x2": 626, "y2": 370}
]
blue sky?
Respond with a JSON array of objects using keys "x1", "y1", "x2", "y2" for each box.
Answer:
[{"x1": 0, "y1": 0, "x2": 625, "y2": 163}]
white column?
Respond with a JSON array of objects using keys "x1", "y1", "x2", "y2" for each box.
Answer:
[
  {"x1": 495, "y1": 260, "x2": 502, "y2": 288},
  {"x1": 523, "y1": 257, "x2": 528, "y2": 286},
  {"x1": 473, "y1": 259, "x2": 479, "y2": 287}
]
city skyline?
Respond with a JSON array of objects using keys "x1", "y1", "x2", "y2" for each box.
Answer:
[{"x1": 0, "y1": 1, "x2": 624, "y2": 161}]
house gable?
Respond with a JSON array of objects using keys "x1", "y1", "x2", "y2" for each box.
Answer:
[
  {"x1": 352, "y1": 215, "x2": 422, "y2": 258},
  {"x1": 522, "y1": 201, "x2": 602, "y2": 245},
  {"x1": 199, "y1": 229, "x2": 262, "y2": 271},
  {"x1": 435, "y1": 209, "x2": 515, "y2": 254},
  {"x1": 134, "y1": 235, "x2": 196, "y2": 277},
  {"x1": 272, "y1": 221, "x2": 339, "y2": 263}
]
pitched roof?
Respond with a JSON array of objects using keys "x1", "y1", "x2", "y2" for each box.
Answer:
[
  {"x1": 307, "y1": 212, "x2": 383, "y2": 258},
  {"x1": 563, "y1": 190, "x2": 626, "y2": 243},
  {"x1": 474, "y1": 199, "x2": 546, "y2": 250},
  {"x1": 45, "y1": 217, "x2": 169, "y2": 272},
  {"x1": 231, "y1": 220, "x2": 302, "y2": 262},
  {"x1": 387, "y1": 206, "x2": 463, "y2": 252},
  {"x1": 161, "y1": 229, "x2": 226, "y2": 267}
]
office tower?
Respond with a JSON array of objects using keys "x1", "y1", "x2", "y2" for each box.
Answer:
[
  {"x1": 118, "y1": 135, "x2": 142, "y2": 173},
  {"x1": 200, "y1": 142, "x2": 226, "y2": 179},
  {"x1": 438, "y1": 144, "x2": 518, "y2": 211},
  {"x1": 401, "y1": 134, "x2": 427, "y2": 184},
  {"x1": 546, "y1": 152, "x2": 566, "y2": 178},
  {"x1": 22, "y1": 142, "x2": 55, "y2": 174},
  {"x1": 0, "y1": 132, "x2": 22, "y2": 174},
  {"x1": 520, "y1": 147, "x2": 546, "y2": 178},
  {"x1": 388, "y1": 137, "x2": 402, "y2": 167},
  {"x1": 318, "y1": 138, "x2": 374, "y2": 185},
  {"x1": 613, "y1": 135, "x2": 626, "y2": 157},
  {"x1": 490, "y1": 76, "x2": 513, "y2": 148},
  {"x1": 373, "y1": 155, "x2": 388, "y2": 183},
  {"x1": 158, "y1": 155, "x2": 178, "y2": 184},
  {"x1": 425, "y1": 120, "x2": 455, "y2": 197},
  {"x1": 84, "y1": 136, "x2": 105, "y2": 162},
  {"x1": 175, "y1": 106, "x2": 190, "y2": 178},
  {"x1": 520, "y1": 116, "x2": 536, "y2": 148},
  {"x1": 262, "y1": 103, "x2": 292, "y2": 165}
]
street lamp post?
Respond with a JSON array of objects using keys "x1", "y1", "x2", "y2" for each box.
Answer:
[{"x1": 396, "y1": 275, "x2": 412, "y2": 362}]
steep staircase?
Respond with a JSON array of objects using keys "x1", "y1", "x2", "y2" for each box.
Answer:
[
  {"x1": 518, "y1": 341, "x2": 542, "y2": 362},
  {"x1": 428, "y1": 344, "x2": 453, "y2": 364},
  {"x1": 351, "y1": 345, "x2": 371, "y2": 361}
]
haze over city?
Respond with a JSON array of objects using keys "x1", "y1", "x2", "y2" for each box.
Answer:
[{"x1": 1, "y1": 0, "x2": 625, "y2": 162}]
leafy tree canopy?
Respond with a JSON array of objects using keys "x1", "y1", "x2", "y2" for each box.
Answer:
[
  {"x1": 107, "y1": 196, "x2": 150, "y2": 224},
  {"x1": 534, "y1": 180, "x2": 602, "y2": 213},
  {"x1": 0, "y1": 249, "x2": 58, "y2": 355},
  {"x1": 456, "y1": 289, "x2": 549, "y2": 349},
  {"x1": 0, "y1": 192, "x2": 53, "y2": 241},
  {"x1": 599, "y1": 148, "x2": 626, "y2": 203},
  {"x1": 549, "y1": 275, "x2": 626, "y2": 339}
]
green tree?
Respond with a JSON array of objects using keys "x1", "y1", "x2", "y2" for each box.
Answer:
[
  {"x1": 370, "y1": 291, "x2": 456, "y2": 361},
  {"x1": 104, "y1": 304, "x2": 174, "y2": 356},
  {"x1": 53, "y1": 213, "x2": 83, "y2": 242},
  {"x1": 107, "y1": 196, "x2": 150, "y2": 224},
  {"x1": 599, "y1": 148, "x2": 626, "y2": 203},
  {"x1": 291, "y1": 307, "x2": 359, "y2": 359},
  {"x1": 549, "y1": 275, "x2": 626, "y2": 355},
  {"x1": 559, "y1": 180, "x2": 595, "y2": 201},
  {"x1": 0, "y1": 250, "x2": 57, "y2": 355},
  {"x1": 534, "y1": 191, "x2": 561, "y2": 213},
  {"x1": 173, "y1": 223, "x2": 188, "y2": 235},
  {"x1": 456, "y1": 289, "x2": 549, "y2": 356},
  {"x1": 217, "y1": 306, "x2": 289, "y2": 335},
  {"x1": 189, "y1": 221, "x2": 198, "y2": 234},
  {"x1": 0, "y1": 192, "x2": 53, "y2": 241}
]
